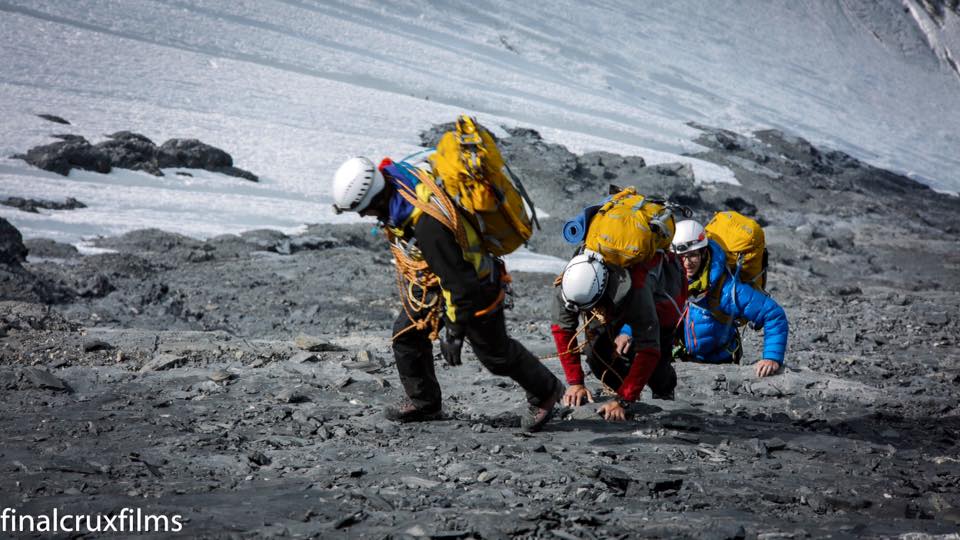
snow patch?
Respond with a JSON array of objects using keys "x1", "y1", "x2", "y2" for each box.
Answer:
[
  {"x1": 1, "y1": 0, "x2": 958, "y2": 243},
  {"x1": 75, "y1": 242, "x2": 117, "y2": 256},
  {"x1": 503, "y1": 247, "x2": 567, "y2": 275}
]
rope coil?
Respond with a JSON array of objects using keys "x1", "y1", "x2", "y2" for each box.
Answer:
[
  {"x1": 389, "y1": 232, "x2": 443, "y2": 342},
  {"x1": 387, "y1": 164, "x2": 513, "y2": 342}
]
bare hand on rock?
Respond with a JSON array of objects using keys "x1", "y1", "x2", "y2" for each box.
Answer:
[
  {"x1": 597, "y1": 400, "x2": 627, "y2": 422},
  {"x1": 562, "y1": 384, "x2": 593, "y2": 407},
  {"x1": 755, "y1": 359, "x2": 780, "y2": 378}
]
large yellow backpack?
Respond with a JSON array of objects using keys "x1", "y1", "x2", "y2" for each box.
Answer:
[
  {"x1": 428, "y1": 115, "x2": 536, "y2": 256},
  {"x1": 705, "y1": 210, "x2": 767, "y2": 290},
  {"x1": 584, "y1": 187, "x2": 676, "y2": 267}
]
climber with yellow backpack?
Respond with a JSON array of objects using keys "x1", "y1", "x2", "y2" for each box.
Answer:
[
  {"x1": 551, "y1": 186, "x2": 689, "y2": 421},
  {"x1": 330, "y1": 115, "x2": 563, "y2": 432},
  {"x1": 671, "y1": 212, "x2": 789, "y2": 378}
]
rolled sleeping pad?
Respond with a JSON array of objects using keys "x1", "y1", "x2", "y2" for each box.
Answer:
[
  {"x1": 562, "y1": 213, "x2": 587, "y2": 244},
  {"x1": 561, "y1": 205, "x2": 601, "y2": 245}
]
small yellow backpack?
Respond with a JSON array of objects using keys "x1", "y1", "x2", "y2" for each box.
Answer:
[
  {"x1": 705, "y1": 210, "x2": 767, "y2": 290},
  {"x1": 428, "y1": 115, "x2": 537, "y2": 256},
  {"x1": 584, "y1": 186, "x2": 676, "y2": 267}
]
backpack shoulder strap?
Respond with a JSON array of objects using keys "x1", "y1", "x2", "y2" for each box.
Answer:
[
  {"x1": 706, "y1": 270, "x2": 735, "y2": 326},
  {"x1": 391, "y1": 165, "x2": 468, "y2": 249}
]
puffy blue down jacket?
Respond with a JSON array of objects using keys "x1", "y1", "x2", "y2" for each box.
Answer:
[{"x1": 683, "y1": 240, "x2": 788, "y2": 363}]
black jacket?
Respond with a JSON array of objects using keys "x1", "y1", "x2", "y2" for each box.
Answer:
[{"x1": 414, "y1": 213, "x2": 497, "y2": 329}]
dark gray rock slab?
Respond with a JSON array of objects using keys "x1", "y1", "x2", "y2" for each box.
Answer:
[
  {"x1": 23, "y1": 238, "x2": 80, "y2": 259},
  {"x1": 20, "y1": 367, "x2": 70, "y2": 392},
  {"x1": 0, "y1": 197, "x2": 86, "y2": 214},
  {"x1": 15, "y1": 132, "x2": 257, "y2": 181},
  {"x1": 139, "y1": 353, "x2": 186, "y2": 372},
  {"x1": 17, "y1": 137, "x2": 111, "y2": 176},
  {"x1": 36, "y1": 114, "x2": 70, "y2": 125},
  {"x1": 157, "y1": 139, "x2": 258, "y2": 181},
  {"x1": 94, "y1": 131, "x2": 162, "y2": 176}
]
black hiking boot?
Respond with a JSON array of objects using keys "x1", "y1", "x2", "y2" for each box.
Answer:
[
  {"x1": 384, "y1": 398, "x2": 442, "y2": 423},
  {"x1": 652, "y1": 390, "x2": 675, "y2": 400},
  {"x1": 521, "y1": 384, "x2": 563, "y2": 433}
]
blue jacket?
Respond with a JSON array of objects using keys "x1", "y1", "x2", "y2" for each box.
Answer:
[{"x1": 683, "y1": 240, "x2": 788, "y2": 363}]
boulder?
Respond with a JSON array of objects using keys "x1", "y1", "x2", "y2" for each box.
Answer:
[
  {"x1": 17, "y1": 137, "x2": 111, "y2": 176},
  {"x1": 0, "y1": 218, "x2": 28, "y2": 266},
  {"x1": 157, "y1": 139, "x2": 258, "y2": 181},
  {"x1": 157, "y1": 138, "x2": 232, "y2": 169},
  {"x1": 0, "y1": 197, "x2": 87, "y2": 214},
  {"x1": 23, "y1": 238, "x2": 80, "y2": 259},
  {"x1": 16, "y1": 133, "x2": 257, "y2": 180},
  {"x1": 94, "y1": 131, "x2": 162, "y2": 176}
]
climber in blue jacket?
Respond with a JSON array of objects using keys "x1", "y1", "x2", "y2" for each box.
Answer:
[{"x1": 672, "y1": 220, "x2": 788, "y2": 378}]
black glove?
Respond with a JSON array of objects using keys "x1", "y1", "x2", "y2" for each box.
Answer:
[{"x1": 439, "y1": 324, "x2": 465, "y2": 366}]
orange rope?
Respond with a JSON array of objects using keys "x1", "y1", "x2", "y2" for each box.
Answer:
[
  {"x1": 392, "y1": 168, "x2": 468, "y2": 250},
  {"x1": 387, "y1": 166, "x2": 513, "y2": 341},
  {"x1": 538, "y1": 309, "x2": 599, "y2": 361},
  {"x1": 539, "y1": 309, "x2": 627, "y2": 397},
  {"x1": 388, "y1": 230, "x2": 443, "y2": 342}
]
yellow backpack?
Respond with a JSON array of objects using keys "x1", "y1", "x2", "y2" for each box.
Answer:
[
  {"x1": 584, "y1": 187, "x2": 676, "y2": 267},
  {"x1": 428, "y1": 115, "x2": 537, "y2": 256},
  {"x1": 705, "y1": 211, "x2": 767, "y2": 290}
]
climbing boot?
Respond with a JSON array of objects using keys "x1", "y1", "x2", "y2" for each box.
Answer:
[
  {"x1": 384, "y1": 398, "x2": 442, "y2": 423},
  {"x1": 521, "y1": 384, "x2": 563, "y2": 433}
]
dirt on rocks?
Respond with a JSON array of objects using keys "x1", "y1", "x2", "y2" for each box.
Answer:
[{"x1": 1, "y1": 123, "x2": 959, "y2": 538}]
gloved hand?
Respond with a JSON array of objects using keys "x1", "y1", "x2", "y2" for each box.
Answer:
[{"x1": 440, "y1": 324, "x2": 465, "y2": 366}]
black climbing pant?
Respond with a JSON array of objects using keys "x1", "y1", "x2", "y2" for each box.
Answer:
[{"x1": 392, "y1": 288, "x2": 562, "y2": 410}]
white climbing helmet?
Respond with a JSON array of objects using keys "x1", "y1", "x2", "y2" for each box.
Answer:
[
  {"x1": 672, "y1": 219, "x2": 708, "y2": 254},
  {"x1": 560, "y1": 250, "x2": 630, "y2": 311},
  {"x1": 332, "y1": 157, "x2": 385, "y2": 214}
]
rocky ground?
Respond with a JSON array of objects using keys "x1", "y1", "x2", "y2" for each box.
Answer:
[{"x1": 1, "y1": 123, "x2": 959, "y2": 539}]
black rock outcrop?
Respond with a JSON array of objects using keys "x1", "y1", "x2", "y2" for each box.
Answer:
[
  {"x1": 36, "y1": 113, "x2": 70, "y2": 125},
  {"x1": 0, "y1": 218, "x2": 28, "y2": 266},
  {"x1": 1, "y1": 197, "x2": 87, "y2": 214},
  {"x1": 0, "y1": 219, "x2": 71, "y2": 303},
  {"x1": 16, "y1": 137, "x2": 111, "y2": 176},
  {"x1": 15, "y1": 131, "x2": 258, "y2": 181},
  {"x1": 96, "y1": 131, "x2": 163, "y2": 176},
  {"x1": 157, "y1": 138, "x2": 258, "y2": 181}
]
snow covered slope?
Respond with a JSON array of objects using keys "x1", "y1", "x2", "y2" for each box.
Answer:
[{"x1": 1, "y1": 0, "x2": 959, "y2": 246}]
